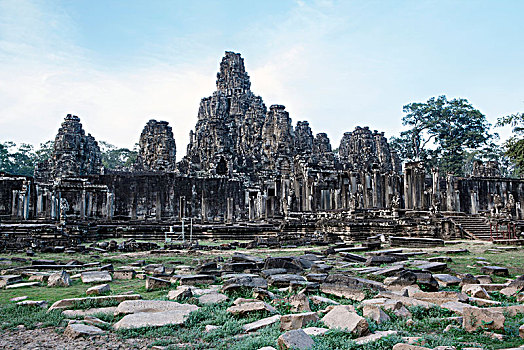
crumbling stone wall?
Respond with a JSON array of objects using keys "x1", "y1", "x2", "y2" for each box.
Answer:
[{"x1": 135, "y1": 120, "x2": 176, "y2": 172}]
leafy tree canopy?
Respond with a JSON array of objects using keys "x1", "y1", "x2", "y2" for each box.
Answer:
[
  {"x1": 390, "y1": 95, "x2": 496, "y2": 176},
  {"x1": 496, "y1": 112, "x2": 524, "y2": 175}
]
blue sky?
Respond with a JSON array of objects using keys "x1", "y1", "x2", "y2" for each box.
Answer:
[{"x1": 0, "y1": 0, "x2": 522, "y2": 158}]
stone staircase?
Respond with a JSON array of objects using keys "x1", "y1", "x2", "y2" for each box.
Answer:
[{"x1": 450, "y1": 216, "x2": 492, "y2": 241}]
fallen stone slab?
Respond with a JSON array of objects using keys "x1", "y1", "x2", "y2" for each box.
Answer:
[
  {"x1": 0, "y1": 275, "x2": 22, "y2": 287},
  {"x1": 242, "y1": 315, "x2": 281, "y2": 332},
  {"x1": 280, "y1": 312, "x2": 319, "y2": 331},
  {"x1": 226, "y1": 301, "x2": 277, "y2": 316},
  {"x1": 321, "y1": 305, "x2": 369, "y2": 336},
  {"x1": 390, "y1": 236, "x2": 444, "y2": 248},
  {"x1": 392, "y1": 345, "x2": 431, "y2": 350},
  {"x1": 198, "y1": 292, "x2": 228, "y2": 305},
  {"x1": 113, "y1": 308, "x2": 199, "y2": 330},
  {"x1": 433, "y1": 274, "x2": 461, "y2": 287},
  {"x1": 5, "y1": 281, "x2": 40, "y2": 289},
  {"x1": 48, "y1": 270, "x2": 72, "y2": 287},
  {"x1": 49, "y1": 294, "x2": 141, "y2": 311},
  {"x1": 146, "y1": 276, "x2": 171, "y2": 291},
  {"x1": 222, "y1": 275, "x2": 267, "y2": 292},
  {"x1": 440, "y1": 301, "x2": 470, "y2": 314},
  {"x1": 377, "y1": 292, "x2": 436, "y2": 308},
  {"x1": 178, "y1": 274, "x2": 216, "y2": 285},
  {"x1": 411, "y1": 291, "x2": 468, "y2": 306},
  {"x1": 62, "y1": 307, "x2": 118, "y2": 318},
  {"x1": 86, "y1": 284, "x2": 110, "y2": 296},
  {"x1": 354, "y1": 330, "x2": 398, "y2": 345},
  {"x1": 16, "y1": 300, "x2": 48, "y2": 308},
  {"x1": 64, "y1": 323, "x2": 104, "y2": 338},
  {"x1": 416, "y1": 262, "x2": 447, "y2": 272},
  {"x1": 309, "y1": 295, "x2": 339, "y2": 305},
  {"x1": 462, "y1": 306, "x2": 505, "y2": 332},
  {"x1": 303, "y1": 327, "x2": 329, "y2": 336},
  {"x1": 115, "y1": 300, "x2": 197, "y2": 315},
  {"x1": 267, "y1": 274, "x2": 307, "y2": 288},
  {"x1": 113, "y1": 269, "x2": 136, "y2": 280},
  {"x1": 81, "y1": 271, "x2": 112, "y2": 284},
  {"x1": 480, "y1": 266, "x2": 509, "y2": 277},
  {"x1": 277, "y1": 329, "x2": 315, "y2": 350},
  {"x1": 167, "y1": 286, "x2": 193, "y2": 300},
  {"x1": 264, "y1": 257, "x2": 304, "y2": 273}
]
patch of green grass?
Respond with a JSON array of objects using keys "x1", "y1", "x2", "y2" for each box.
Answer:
[{"x1": 0, "y1": 304, "x2": 65, "y2": 329}]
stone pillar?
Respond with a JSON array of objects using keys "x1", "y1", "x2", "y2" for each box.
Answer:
[
  {"x1": 226, "y1": 197, "x2": 234, "y2": 223},
  {"x1": 404, "y1": 169, "x2": 412, "y2": 209},
  {"x1": 179, "y1": 196, "x2": 186, "y2": 220},
  {"x1": 80, "y1": 189, "x2": 86, "y2": 220},
  {"x1": 470, "y1": 191, "x2": 479, "y2": 214},
  {"x1": 201, "y1": 195, "x2": 207, "y2": 222}
]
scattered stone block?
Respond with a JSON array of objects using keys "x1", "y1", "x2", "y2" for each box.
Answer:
[
  {"x1": 354, "y1": 330, "x2": 398, "y2": 345},
  {"x1": 321, "y1": 305, "x2": 369, "y2": 336},
  {"x1": 226, "y1": 301, "x2": 276, "y2": 316},
  {"x1": 242, "y1": 315, "x2": 281, "y2": 332},
  {"x1": 113, "y1": 307, "x2": 199, "y2": 330},
  {"x1": 179, "y1": 274, "x2": 216, "y2": 286},
  {"x1": 146, "y1": 276, "x2": 171, "y2": 291},
  {"x1": 48, "y1": 270, "x2": 72, "y2": 287},
  {"x1": 64, "y1": 323, "x2": 104, "y2": 338},
  {"x1": 198, "y1": 292, "x2": 228, "y2": 304},
  {"x1": 280, "y1": 312, "x2": 319, "y2": 331},
  {"x1": 462, "y1": 306, "x2": 505, "y2": 332},
  {"x1": 49, "y1": 294, "x2": 141, "y2": 311},
  {"x1": 5, "y1": 282, "x2": 40, "y2": 289},
  {"x1": 277, "y1": 329, "x2": 315, "y2": 350},
  {"x1": 113, "y1": 270, "x2": 136, "y2": 280},
  {"x1": 86, "y1": 283, "x2": 110, "y2": 296},
  {"x1": 81, "y1": 271, "x2": 112, "y2": 284},
  {"x1": 480, "y1": 266, "x2": 509, "y2": 277},
  {"x1": 168, "y1": 286, "x2": 193, "y2": 300}
]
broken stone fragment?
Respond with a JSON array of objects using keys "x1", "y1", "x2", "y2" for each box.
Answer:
[
  {"x1": 280, "y1": 312, "x2": 319, "y2": 331},
  {"x1": 462, "y1": 306, "x2": 505, "y2": 332},
  {"x1": 64, "y1": 322, "x2": 104, "y2": 338},
  {"x1": 86, "y1": 283, "x2": 110, "y2": 296},
  {"x1": 277, "y1": 329, "x2": 315, "y2": 350},
  {"x1": 48, "y1": 270, "x2": 72, "y2": 287},
  {"x1": 146, "y1": 276, "x2": 171, "y2": 291},
  {"x1": 226, "y1": 301, "x2": 277, "y2": 316},
  {"x1": 321, "y1": 305, "x2": 369, "y2": 336},
  {"x1": 80, "y1": 271, "x2": 112, "y2": 284}
]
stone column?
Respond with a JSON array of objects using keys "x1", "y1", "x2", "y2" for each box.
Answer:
[
  {"x1": 226, "y1": 197, "x2": 234, "y2": 223},
  {"x1": 404, "y1": 168, "x2": 412, "y2": 210},
  {"x1": 80, "y1": 189, "x2": 86, "y2": 220},
  {"x1": 470, "y1": 191, "x2": 479, "y2": 214}
]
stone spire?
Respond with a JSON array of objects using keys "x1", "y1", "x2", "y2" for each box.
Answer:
[
  {"x1": 216, "y1": 51, "x2": 251, "y2": 96},
  {"x1": 135, "y1": 120, "x2": 176, "y2": 172},
  {"x1": 50, "y1": 114, "x2": 103, "y2": 178}
]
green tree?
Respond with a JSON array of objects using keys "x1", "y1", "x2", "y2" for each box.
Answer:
[
  {"x1": 391, "y1": 95, "x2": 495, "y2": 176},
  {"x1": 99, "y1": 141, "x2": 137, "y2": 170},
  {"x1": 496, "y1": 112, "x2": 524, "y2": 175}
]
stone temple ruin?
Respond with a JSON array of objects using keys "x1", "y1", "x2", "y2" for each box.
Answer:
[{"x1": 0, "y1": 51, "x2": 523, "y2": 250}]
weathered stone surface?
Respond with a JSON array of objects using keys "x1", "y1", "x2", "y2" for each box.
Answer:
[
  {"x1": 113, "y1": 270, "x2": 136, "y2": 280},
  {"x1": 242, "y1": 315, "x2": 281, "y2": 332},
  {"x1": 115, "y1": 300, "x2": 197, "y2": 315},
  {"x1": 198, "y1": 292, "x2": 228, "y2": 304},
  {"x1": 480, "y1": 266, "x2": 509, "y2": 276},
  {"x1": 49, "y1": 294, "x2": 142, "y2": 311},
  {"x1": 146, "y1": 276, "x2": 171, "y2": 291},
  {"x1": 48, "y1": 270, "x2": 72, "y2": 287},
  {"x1": 113, "y1": 309, "x2": 198, "y2": 330},
  {"x1": 62, "y1": 307, "x2": 117, "y2": 318},
  {"x1": 178, "y1": 274, "x2": 216, "y2": 286},
  {"x1": 354, "y1": 330, "x2": 398, "y2": 345},
  {"x1": 280, "y1": 312, "x2": 319, "y2": 331},
  {"x1": 5, "y1": 282, "x2": 40, "y2": 289},
  {"x1": 462, "y1": 284, "x2": 490, "y2": 299},
  {"x1": 268, "y1": 274, "x2": 306, "y2": 288},
  {"x1": 321, "y1": 305, "x2": 369, "y2": 335},
  {"x1": 135, "y1": 119, "x2": 176, "y2": 171},
  {"x1": 86, "y1": 283, "x2": 110, "y2": 296},
  {"x1": 462, "y1": 307, "x2": 505, "y2": 332},
  {"x1": 80, "y1": 271, "x2": 112, "y2": 284},
  {"x1": 433, "y1": 274, "x2": 461, "y2": 287},
  {"x1": 362, "y1": 305, "x2": 391, "y2": 324},
  {"x1": 277, "y1": 329, "x2": 315, "y2": 350},
  {"x1": 64, "y1": 323, "x2": 104, "y2": 338},
  {"x1": 226, "y1": 301, "x2": 276, "y2": 316},
  {"x1": 222, "y1": 275, "x2": 267, "y2": 291},
  {"x1": 168, "y1": 286, "x2": 193, "y2": 300}
]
